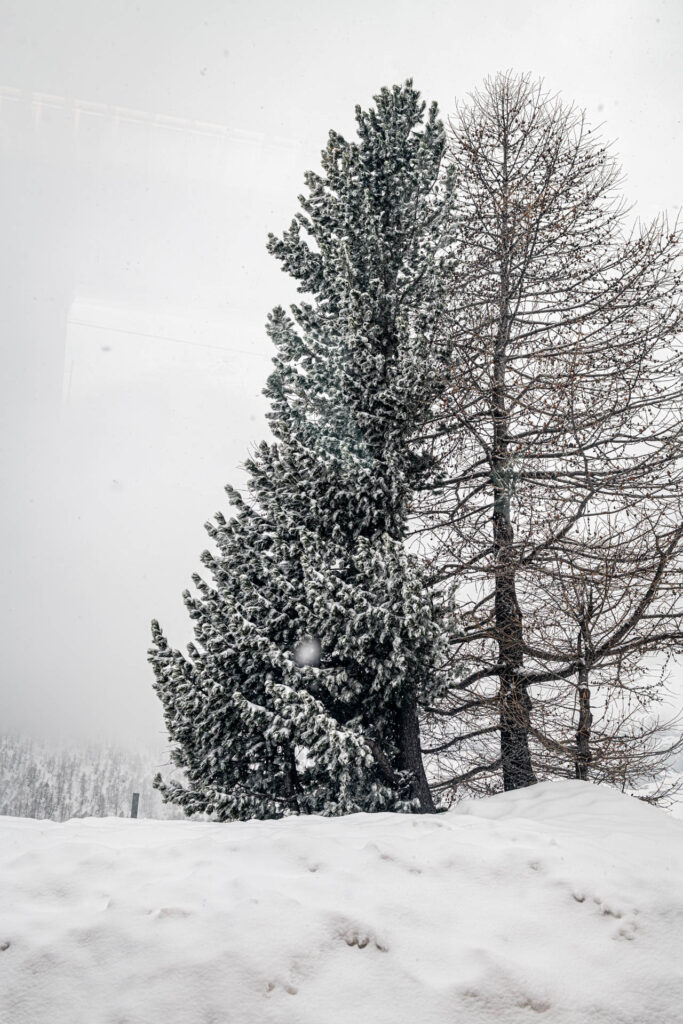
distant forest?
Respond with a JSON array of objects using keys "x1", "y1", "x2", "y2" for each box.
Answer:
[{"x1": 0, "y1": 734, "x2": 185, "y2": 821}]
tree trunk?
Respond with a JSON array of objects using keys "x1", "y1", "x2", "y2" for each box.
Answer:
[
  {"x1": 284, "y1": 750, "x2": 305, "y2": 813},
  {"x1": 400, "y1": 698, "x2": 436, "y2": 812},
  {"x1": 493, "y1": 477, "x2": 536, "y2": 790},
  {"x1": 575, "y1": 666, "x2": 593, "y2": 781},
  {"x1": 499, "y1": 670, "x2": 536, "y2": 791},
  {"x1": 491, "y1": 134, "x2": 536, "y2": 792}
]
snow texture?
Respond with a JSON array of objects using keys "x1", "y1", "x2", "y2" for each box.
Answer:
[{"x1": 1, "y1": 781, "x2": 682, "y2": 1023}]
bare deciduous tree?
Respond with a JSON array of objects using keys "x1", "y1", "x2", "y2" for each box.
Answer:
[{"x1": 414, "y1": 72, "x2": 683, "y2": 794}]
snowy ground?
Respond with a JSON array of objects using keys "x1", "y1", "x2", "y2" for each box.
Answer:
[{"x1": 1, "y1": 781, "x2": 682, "y2": 1024}]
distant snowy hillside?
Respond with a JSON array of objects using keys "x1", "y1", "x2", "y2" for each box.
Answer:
[
  {"x1": 0, "y1": 734, "x2": 184, "y2": 820},
  {"x1": 2, "y1": 781, "x2": 682, "y2": 1023}
]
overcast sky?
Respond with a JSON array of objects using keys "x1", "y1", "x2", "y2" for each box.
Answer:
[{"x1": 1, "y1": 0, "x2": 681, "y2": 748}]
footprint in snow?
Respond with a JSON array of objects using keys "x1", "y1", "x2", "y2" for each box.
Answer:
[
  {"x1": 342, "y1": 926, "x2": 388, "y2": 952},
  {"x1": 266, "y1": 980, "x2": 298, "y2": 996},
  {"x1": 150, "y1": 906, "x2": 192, "y2": 919}
]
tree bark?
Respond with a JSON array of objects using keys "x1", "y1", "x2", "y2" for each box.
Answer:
[
  {"x1": 499, "y1": 672, "x2": 536, "y2": 790},
  {"x1": 400, "y1": 698, "x2": 436, "y2": 812},
  {"x1": 575, "y1": 665, "x2": 593, "y2": 781},
  {"x1": 491, "y1": 124, "x2": 536, "y2": 792},
  {"x1": 284, "y1": 751, "x2": 306, "y2": 813},
  {"x1": 493, "y1": 461, "x2": 536, "y2": 790}
]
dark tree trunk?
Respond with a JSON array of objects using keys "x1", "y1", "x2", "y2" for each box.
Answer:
[
  {"x1": 575, "y1": 666, "x2": 593, "y2": 781},
  {"x1": 400, "y1": 698, "x2": 436, "y2": 812},
  {"x1": 493, "y1": 474, "x2": 536, "y2": 790},
  {"x1": 499, "y1": 669, "x2": 536, "y2": 791},
  {"x1": 284, "y1": 750, "x2": 306, "y2": 813},
  {"x1": 491, "y1": 134, "x2": 536, "y2": 792}
]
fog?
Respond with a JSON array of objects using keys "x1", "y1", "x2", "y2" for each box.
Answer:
[{"x1": 1, "y1": 0, "x2": 681, "y2": 746}]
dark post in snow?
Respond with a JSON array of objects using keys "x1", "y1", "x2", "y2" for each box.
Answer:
[{"x1": 130, "y1": 792, "x2": 140, "y2": 819}]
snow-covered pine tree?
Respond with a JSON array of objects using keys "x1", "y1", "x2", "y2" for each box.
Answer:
[{"x1": 150, "y1": 81, "x2": 453, "y2": 819}]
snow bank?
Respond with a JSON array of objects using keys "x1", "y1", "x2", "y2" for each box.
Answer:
[{"x1": 1, "y1": 781, "x2": 682, "y2": 1024}]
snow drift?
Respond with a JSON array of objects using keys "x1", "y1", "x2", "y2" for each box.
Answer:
[{"x1": 1, "y1": 781, "x2": 682, "y2": 1024}]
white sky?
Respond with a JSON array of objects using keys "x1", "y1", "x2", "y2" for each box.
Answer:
[{"x1": 1, "y1": 0, "x2": 681, "y2": 745}]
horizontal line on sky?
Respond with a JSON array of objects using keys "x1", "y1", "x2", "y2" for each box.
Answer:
[
  {"x1": 0, "y1": 86, "x2": 308, "y2": 149},
  {"x1": 68, "y1": 319, "x2": 273, "y2": 358}
]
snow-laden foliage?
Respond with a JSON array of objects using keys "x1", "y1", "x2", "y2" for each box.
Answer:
[{"x1": 150, "y1": 82, "x2": 454, "y2": 819}]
